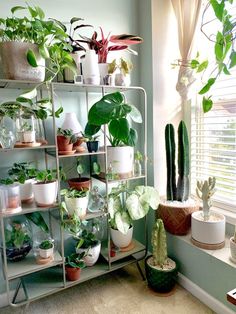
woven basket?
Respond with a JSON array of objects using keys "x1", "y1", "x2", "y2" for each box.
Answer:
[{"x1": 157, "y1": 202, "x2": 199, "y2": 235}]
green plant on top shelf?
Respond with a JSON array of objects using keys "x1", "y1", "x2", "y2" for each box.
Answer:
[
  {"x1": 8, "y1": 162, "x2": 37, "y2": 184},
  {"x1": 85, "y1": 91, "x2": 142, "y2": 147},
  {"x1": 39, "y1": 239, "x2": 54, "y2": 250}
]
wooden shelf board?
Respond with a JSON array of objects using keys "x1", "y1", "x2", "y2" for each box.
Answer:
[
  {"x1": 0, "y1": 144, "x2": 56, "y2": 153},
  {"x1": 7, "y1": 251, "x2": 63, "y2": 280},
  {"x1": 58, "y1": 150, "x2": 106, "y2": 158},
  {"x1": 101, "y1": 239, "x2": 146, "y2": 262}
]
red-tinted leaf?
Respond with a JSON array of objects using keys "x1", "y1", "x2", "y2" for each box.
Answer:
[
  {"x1": 110, "y1": 34, "x2": 143, "y2": 45},
  {"x1": 108, "y1": 45, "x2": 128, "y2": 51}
]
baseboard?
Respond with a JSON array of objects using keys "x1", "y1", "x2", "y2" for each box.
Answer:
[{"x1": 178, "y1": 273, "x2": 235, "y2": 314}]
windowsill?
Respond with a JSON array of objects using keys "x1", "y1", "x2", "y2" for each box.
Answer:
[
  {"x1": 172, "y1": 232, "x2": 236, "y2": 269},
  {"x1": 212, "y1": 206, "x2": 236, "y2": 226}
]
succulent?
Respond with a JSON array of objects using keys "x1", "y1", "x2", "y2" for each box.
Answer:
[
  {"x1": 165, "y1": 120, "x2": 189, "y2": 201},
  {"x1": 151, "y1": 219, "x2": 167, "y2": 267},
  {"x1": 196, "y1": 176, "x2": 216, "y2": 220}
]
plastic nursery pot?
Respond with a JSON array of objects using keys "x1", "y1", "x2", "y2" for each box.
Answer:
[
  {"x1": 86, "y1": 141, "x2": 99, "y2": 153},
  {"x1": 145, "y1": 256, "x2": 178, "y2": 293},
  {"x1": 57, "y1": 136, "x2": 74, "y2": 152},
  {"x1": 65, "y1": 266, "x2": 81, "y2": 281},
  {"x1": 68, "y1": 178, "x2": 91, "y2": 191}
]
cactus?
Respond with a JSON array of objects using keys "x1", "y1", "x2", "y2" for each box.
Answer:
[
  {"x1": 165, "y1": 124, "x2": 177, "y2": 201},
  {"x1": 152, "y1": 219, "x2": 167, "y2": 267},
  {"x1": 196, "y1": 176, "x2": 216, "y2": 221},
  {"x1": 177, "y1": 121, "x2": 190, "y2": 201}
]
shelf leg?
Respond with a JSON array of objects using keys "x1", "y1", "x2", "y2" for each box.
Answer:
[
  {"x1": 136, "y1": 261, "x2": 146, "y2": 281},
  {"x1": 11, "y1": 279, "x2": 22, "y2": 304}
]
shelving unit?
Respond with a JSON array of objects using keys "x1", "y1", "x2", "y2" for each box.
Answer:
[{"x1": 0, "y1": 79, "x2": 147, "y2": 307}]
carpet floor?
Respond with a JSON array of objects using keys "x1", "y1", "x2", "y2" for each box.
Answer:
[{"x1": 0, "y1": 263, "x2": 215, "y2": 314}]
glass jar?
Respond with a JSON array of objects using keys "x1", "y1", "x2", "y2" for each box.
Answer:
[
  {"x1": 15, "y1": 112, "x2": 36, "y2": 143},
  {"x1": 133, "y1": 159, "x2": 142, "y2": 177},
  {"x1": 88, "y1": 186, "x2": 105, "y2": 212},
  {"x1": 4, "y1": 216, "x2": 33, "y2": 262}
]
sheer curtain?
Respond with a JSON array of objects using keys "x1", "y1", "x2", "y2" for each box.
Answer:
[{"x1": 171, "y1": 0, "x2": 202, "y2": 109}]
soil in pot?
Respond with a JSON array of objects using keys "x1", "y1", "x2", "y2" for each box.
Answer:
[
  {"x1": 57, "y1": 136, "x2": 74, "y2": 152},
  {"x1": 68, "y1": 178, "x2": 91, "y2": 191},
  {"x1": 65, "y1": 267, "x2": 81, "y2": 281},
  {"x1": 145, "y1": 256, "x2": 178, "y2": 293}
]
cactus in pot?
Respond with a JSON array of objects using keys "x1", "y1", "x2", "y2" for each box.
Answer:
[
  {"x1": 145, "y1": 219, "x2": 178, "y2": 292},
  {"x1": 196, "y1": 177, "x2": 216, "y2": 221}
]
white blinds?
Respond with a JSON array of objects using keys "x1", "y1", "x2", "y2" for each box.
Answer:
[{"x1": 191, "y1": 71, "x2": 236, "y2": 211}]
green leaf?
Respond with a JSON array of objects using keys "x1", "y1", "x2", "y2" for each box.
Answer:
[
  {"x1": 19, "y1": 88, "x2": 37, "y2": 100},
  {"x1": 109, "y1": 118, "x2": 129, "y2": 142},
  {"x1": 11, "y1": 6, "x2": 26, "y2": 14},
  {"x1": 197, "y1": 60, "x2": 209, "y2": 73},
  {"x1": 70, "y1": 17, "x2": 84, "y2": 24},
  {"x1": 49, "y1": 18, "x2": 67, "y2": 32},
  {"x1": 84, "y1": 123, "x2": 101, "y2": 136},
  {"x1": 35, "y1": 6, "x2": 45, "y2": 19},
  {"x1": 114, "y1": 211, "x2": 131, "y2": 234},
  {"x1": 215, "y1": 32, "x2": 224, "y2": 61},
  {"x1": 27, "y1": 49, "x2": 38, "y2": 68},
  {"x1": 54, "y1": 106, "x2": 63, "y2": 118},
  {"x1": 28, "y1": 5, "x2": 38, "y2": 18},
  {"x1": 125, "y1": 128, "x2": 138, "y2": 147},
  {"x1": 202, "y1": 96, "x2": 213, "y2": 113},
  {"x1": 199, "y1": 78, "x2": 216, "y2": 95},
  {"x1": 223, "y1": 64, "x2": 230, "y2": 75},
  {"x1": 229, "y1": 50, "x2": 236, "y2": 68},
  {"x1": 129, "y1": 104, "x2": 142, "y2": 123},
  {"x1": 190, "y1": 59, "x2": 199, "y2": 69},
  {"x1": 39, "y1": 44, "x2": 49, "y2": 59},
  {"x1": 210, "y1": 0, "x2": 225, "y2": 21},
  {"x1": 37, "y1": 109, "x2": 47, "y2": 120},
  {"x1": 25, "y1": 212, "x2": 49, "y2": 233}
]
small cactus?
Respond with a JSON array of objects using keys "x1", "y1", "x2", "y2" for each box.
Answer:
[
  {"x1": 196, "y1": 177, "x2": 216, "y2": 220},
  {"x1": 152, "y1": 219, "x2": 167, "y2": 267}
]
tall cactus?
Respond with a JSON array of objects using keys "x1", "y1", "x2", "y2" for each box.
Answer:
[
  {"x1": 196, "y1": 177, "x2": 216, "y2": 221},
  {"x1": 165, "y1": 124, "x2": 177, "y2": 201},
  {"x1": 152, "y1": 219, "x2": 167, "y2": 267},
  {"x1": 177, "y1": 121, "x2": 190, "y2": 201}
]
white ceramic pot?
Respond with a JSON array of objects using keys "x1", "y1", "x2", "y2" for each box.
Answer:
[
  {"x1": 191, "y1": 211, "x2": 225, "y2": 245},
  {"x1": 115, "y1": 73, "x2": 131, "y2": 87},
  {"x1": 39, "y1": 244, "x2": 54, "y2": 259},
  {"x1": 82, "y1": 50, "x2": 100, "y2": 85},
  {"x1": 64, "y1": 52, "x2": 81, "y2": 82},
  {"x1": 98, "y1": 146, "x2": 134, "y2": 179},
  {"x1": 22, "y1": 131, "x2": 36, "y2": 143},
  {"x1": 110, "y1": 226, "x2": 133, "y2": 248},
  {"x1": 0, "y1": 42, "x2": 45, "y2": 82},
  {"x1": 32, "y1": 181, "x2": 58, "y2": 207},
  {"x1": 76, "y1": 241, "x2": 101, "y2": 266},
  {"x1": 230, "y1": 237, "x2": 236, "y2": 263},
  {"x1": 19, "y1": 179, "x2": 34, "y2": 202},
  {"x1": 65, "y1": 195, "x2": 88, "y2": 218}
]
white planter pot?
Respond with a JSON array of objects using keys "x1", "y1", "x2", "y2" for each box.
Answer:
[
  {"x1": 98, "y1": 146, "x2": 134, "y2": 179},
  {"x1": 191, "y1": 211, "x2": 225, "y2": 245},
  {"x1": 65, "y1": 195, "x2": 88, "y2": 218},
  {"x1": 76, "y1": 241, "x2": 101, "y2": 266},
  {"x1": 32, "y1": 181, "x2": 58, "y2": 207},
  {"x1": 22, "y1": 131, "x2": 36, "y2": 143},
  {"x1": 64, "y1": 52, "x2": 81, "y2": 82},
  {"x1": 115, "y1": 73, "x2": 131, "y2": 87},
  {"x1": 19, "y1": 179, "x2": 34, "y2": 202},
  {"x1": 230, "y1": 237, "x2": 236, "y2": 263},
  {"x1": 39, "y1": 244, "x2": 54, "y2": 259},
  {"x1": 82, "y1": 50, "x2": 100, "y2": 85},
  {"x1": 110, "y1": 226, "x2": 133, "y2": 248},
  {"x1": 0, "y1": 42, "x2": 45, "y2": 82}
]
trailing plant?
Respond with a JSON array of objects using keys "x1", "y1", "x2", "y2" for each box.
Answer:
[
  {"x1": 65, "y1": 252, "x2": 86, "y2": 269},
  {"x1": 76, "y1": 229, "x2": 98, "y2": 249},
  {"x1": 5, "y1": 220, "x2": 31, "y2": 249},
  {"x1": 39, "y1": 239, "x2": 53, "y2": 250},
  {"x1": 57, "y1": 128, "x2": 77, "y2": 144},
  {"x1": 85, "y1": 92, "x2": 142, "y2": 147},
  {"x1": 165, "y1": 120, "x2": 189, "y2": 202},
  {"x1": 151, "y1": 219, "x2": 167, "y2": 267},
  {"x1": 77, "y1": 27, "x2": 143, "y2": 63},
  {"x1": 60, "y1": 202, "x2": 81, "y2": 237},
  {"x1": 190, "y1": 0, "x2": 236, "y2": 113},
  {"x1": 196, "y1": 176, "x2": 216, "y2": 221},
  {"x1": 108, "y1": 183, "x2": 160, "y2": 234},
  {"x1": 60, "y1": 187, "x2": 88, "y2": 199},
  {"x1": 8, "y1": 162, "x2": 37, "y2": 184}
]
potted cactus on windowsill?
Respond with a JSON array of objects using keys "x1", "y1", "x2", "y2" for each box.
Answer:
[
  {"x1": 158, "y1": 121, "x2": 199, "y2": 235},
  {"x1": 191, "y1": 177, "x2": 226, "y2": 249},
  {"x1": 145, "y1": 219, "x2": 178, "y2": 293}
]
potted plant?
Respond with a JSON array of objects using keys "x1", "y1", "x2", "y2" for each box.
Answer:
[
  {"x1": 20, "y1": 122, "x2": 36, "y2": 143},
  {"x1": 192, "y1": 177, "x2": 226, "y2": 249},
  {"x1": 0, "y1": 179, "x2": 22, "y2": 213},
  {"x1": 108, "y1": 184, "x2": 160, "y2": 248},
  {"x1": 158, "y1": 121, "x2": 199, "y2": 235},
  {"x1": 83, "y1": 133, "x2": 100, "y2": 153},
  {"x1": 4, "y1": 217, "x2": 33, "y2": 262},
  {"x1": 32, "y1": 169, "x2": 61, "y2": 207},
  {"x1": 68, "y1": 158, "x2": 91, "y2": 191},
  {"x1": 39, "y1": 239, "x2": 54, "y2": 259},
  {"x1": 0, "y1": 4, "x2": 76, "y2": 82},
  {"x1": 60, "y1": 187, "x2": 89, "y2": 219},
  {"x1": 85, "y1": 91, "x2": 142, "y2": 179},
  {"x1": 65, "y1": 252, "x2": 86, "y2": 281},
  {"x1": 8, "y1": 162, "x2": 37, "y2": 203},
  {"x1": 230, "y1": 226, "x2": 236, "y2": 263},
  {"x1": 145, "y1": 219, "x2": 178, "y2": 293},
  {"x1": 114, "y1": 58, "x2": 133, "y2": 87},
  {"x1": 57, "y1": 128, "x2": 77, "y2": 155},
  {"x1": 75, "y1": 229, "x2": 101, "y2": 266}
]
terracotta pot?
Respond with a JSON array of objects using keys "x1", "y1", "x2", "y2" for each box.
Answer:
[
  {"x1": 65, "y1": 266, "x2": 81, "y2": 281},
  {"x1": 68, "y1": 177, "x2": 91, "y2": 191},
  {"x1": 158, "y1": 202, "x2": 199, "y2": 235},
  {"x1": 57, "y1": 136, "x2": 73, "y2": 152}
]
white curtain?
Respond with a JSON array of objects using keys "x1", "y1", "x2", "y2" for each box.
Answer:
[{"x1": 171, "y1": 0, "x2": 202, "y2": 101}]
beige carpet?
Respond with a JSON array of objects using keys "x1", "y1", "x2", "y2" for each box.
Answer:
[{"x1": 0, "y1": 264, "x2": 214, "y2": 314}]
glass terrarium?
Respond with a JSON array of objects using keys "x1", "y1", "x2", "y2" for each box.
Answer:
[
  {"x1": 0, "y1": 116, "x2": 16, "y2": 149},
  {"x1": 5, "y1": 184, "x2": 22, "y2": 214},
  {"x1": 15, "y1": 111, "x2": 36, "y2": 144},
  {"x1": 4, "y1": 216, "x2": 33, "y2": 262}
]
